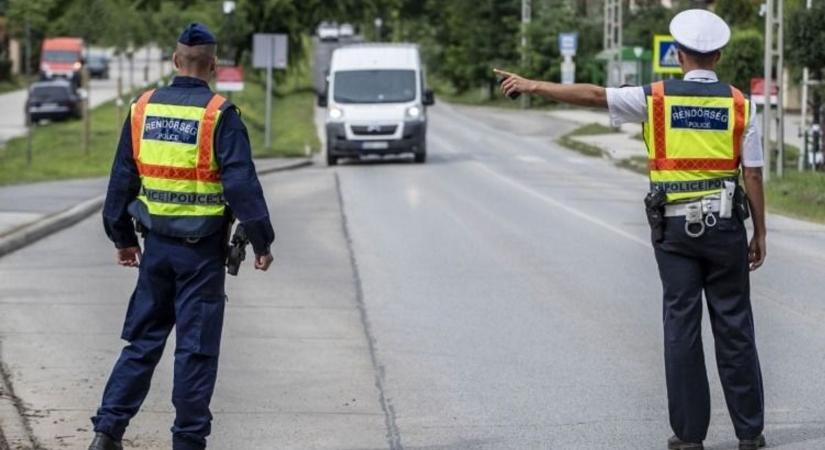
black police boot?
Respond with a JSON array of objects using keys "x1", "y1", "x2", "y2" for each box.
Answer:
[
  {"x1": 739, "y1": 434, "x2": 766, "y2": 450},
  {"x1": 668, "y1": 435, "x2": 704, "y2": 450},
  {"x1": 88, "y1": 432, "x2": 123, "y2": 450}
]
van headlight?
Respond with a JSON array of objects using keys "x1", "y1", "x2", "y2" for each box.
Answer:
[
  {"x1": 328, "y1": 106, "x2": 344, "y2": 121},
  {"x1": 406, "y1": 105, "x2": 423, "y2": 120}
]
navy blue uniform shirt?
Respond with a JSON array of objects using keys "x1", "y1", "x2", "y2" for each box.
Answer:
[{"x1": 103, "y1": 76, "x2": 275, "y2": 255}]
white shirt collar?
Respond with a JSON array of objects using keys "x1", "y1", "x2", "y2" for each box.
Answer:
[{"x1": 683, "y1": 70, "x2": 718, "y2": 83}]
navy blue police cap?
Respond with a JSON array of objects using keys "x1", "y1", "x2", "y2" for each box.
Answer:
[{"x1": 178, "y1": 23, "x2": 217, "y2": 46}]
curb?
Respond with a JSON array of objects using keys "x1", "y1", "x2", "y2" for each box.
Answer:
[
  {"x1": 0, "y1": 195, "x2": 105, "y2": 259},
  {"x1": 0, "y1": 158, "x2": 313, "y2": 260},
  {"x1": 257, "y1": 157, "x2": 313, "y2": 176}
]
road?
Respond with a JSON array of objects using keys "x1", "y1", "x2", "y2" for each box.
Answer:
[
  {"x1": 0, "y1": 47, "x2": 167, "y2": 145},
  {"x1": 1, "y1": 102, "x2": 825, "y2": 449}
]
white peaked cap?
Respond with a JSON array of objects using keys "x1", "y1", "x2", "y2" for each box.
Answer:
[{"x1": 669, "y1": 9, "x2": 731, "y2": 54}]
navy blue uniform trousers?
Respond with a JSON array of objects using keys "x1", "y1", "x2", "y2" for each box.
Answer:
[
  {"x1": 654, "y1": 215, "x2": 764, "y2": 442},
  {"x1": 92, "y1": 231, "x2": 227, "y2": 450}
]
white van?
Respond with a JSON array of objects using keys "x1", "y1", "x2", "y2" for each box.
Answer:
[{"x1": 319, "y1": 44, "x2": 435, "y2": 165}]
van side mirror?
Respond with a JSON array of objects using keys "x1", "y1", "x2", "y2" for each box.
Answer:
[
  {"x1": 317, "y1": 92, "x2": 328, "y2": 107},
  {"x1": 423, "y1": 89, "x2": 435, "y2": 106}
]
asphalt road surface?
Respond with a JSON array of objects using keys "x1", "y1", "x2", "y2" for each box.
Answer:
[
  {"x1": 2, "y1": 102, "x2": 825, "y2": 449},
  {"x1": 0, "y1": 47, "x2": 167, "y2": 145}
]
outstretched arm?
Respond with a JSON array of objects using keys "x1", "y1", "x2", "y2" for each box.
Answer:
[{"x1": 494, "y1": 68, "x2": 608, "y2": 108}]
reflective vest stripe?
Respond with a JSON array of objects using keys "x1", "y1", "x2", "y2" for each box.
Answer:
[
  {"x1": 648, "y1": 158, "x2": 739, "y2": 171},
  {"x1": 651, "y1": 81, "x2": 666, "y2": 160},
  {"x1": 137, "y1": 162, "x2": 221, "y2": 182},
  {"x1": 197, "y1": 94, "x2": 225, "y2": 174},
  {"x1": 131, "y1": 89, "x2": 155, "y2": 162},
  {"x1": 731, "y1": 86, "x2": 745, "y2": 162}
]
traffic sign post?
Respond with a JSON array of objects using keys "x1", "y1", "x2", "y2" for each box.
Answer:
[
  {"x1": 253, "y1": 33, "x2": 288, "y2": 150},
  {"x1": 216, "y1": 65, "x2": 245, "y2": 92},
  {"x1": 558, "y1": 32, "x2": 577, "y2": 85},
  {"x1": 750, "y1": 78, "x2": 778, "y2": 107},
  {"x1": 653, "y1": 35, "x2": 681, "y2": 75}
]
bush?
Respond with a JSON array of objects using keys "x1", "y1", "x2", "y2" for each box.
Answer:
[
  {"x1": 716, "y1": 29, "x2": 763, "y2": 93},
  {"x1": 0, "y1": 58, "x2": 12, "y2": 81}
]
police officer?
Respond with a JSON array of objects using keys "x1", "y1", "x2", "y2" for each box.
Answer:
[
  {"x1": 496, "y1": 9, "x2": 766, "y2": 450},
  {"x1": 88, "y1": 23, "x2": 275, "y2": 450}
]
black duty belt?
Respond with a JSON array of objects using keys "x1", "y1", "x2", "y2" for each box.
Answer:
[{"x1": 650, "y1": 176, "x2": 739, "y2": 194}]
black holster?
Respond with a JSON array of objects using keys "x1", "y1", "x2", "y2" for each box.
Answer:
[
  {"x1": 734, "y1": 185, "x2": 751, "y2": 222},
  {"x1": 644, "y1": 189, "x2": 667, "y2": 243}
]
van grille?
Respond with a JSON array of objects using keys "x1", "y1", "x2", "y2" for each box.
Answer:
[{"x1": 351, "y1": 125, "x2": 397, "y2": 136}]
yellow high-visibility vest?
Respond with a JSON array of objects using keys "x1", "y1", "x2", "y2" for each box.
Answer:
[
  {"x1": 642, "y1": 80, "x2": 748, "y2": 203},
  {"x1": 130, "y1": 90, "x2": 227, "y2": 230}
]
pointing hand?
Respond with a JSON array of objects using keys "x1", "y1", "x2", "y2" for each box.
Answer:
[{"x1": 493, "y1": 68, "x2": 537, "y2": 98}]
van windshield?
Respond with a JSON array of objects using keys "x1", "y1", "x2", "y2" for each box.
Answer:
[
  {"x1": 43, "y1": 50, "x2": 80, "y2": 63},
  {"x1": 334, "y1": 70, "x2": 416, "y2": 104}
]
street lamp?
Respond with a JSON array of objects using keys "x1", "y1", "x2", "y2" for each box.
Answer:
[
  {"x1": 374, "y1": 17, "x2": 383, "y2": 41},
  {"x1": 223, "y1": 1, "x2": 236, "y2": 15}
]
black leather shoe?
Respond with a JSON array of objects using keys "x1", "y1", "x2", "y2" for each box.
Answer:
[
  {"x1": 668, "y1": 435, "x2": 704, "y2": 450},
  {"x1": 88, "y1": 432, "x2": 123, "y2": 450},
  {"x1": 739, "y1": 434, "x2": 766, "y2": 450}
]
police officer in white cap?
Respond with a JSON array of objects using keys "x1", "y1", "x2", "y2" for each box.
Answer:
[{"x1": 495, "y1": 8, "x2": 766, "y2": 450}]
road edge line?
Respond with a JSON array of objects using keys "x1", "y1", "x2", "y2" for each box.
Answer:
[
  {"x1": 0, "y1": 343, "x2": 39, "y2": 450},
  {"x1": 333, "y1": 172, "x2": 403, "y2": 450}
]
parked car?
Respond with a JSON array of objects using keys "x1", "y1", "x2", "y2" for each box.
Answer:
[
  {"x1": 26, "y1": 80, "x2": 82, "y2": 123},
  {"x1": 86, "y1": 54, "x2": 110, "y2": 79},
  {"x1": 320, "y1": 43, "x2": 435, "y2": 165},
  {"x1": 40, "y1": 37, "x2": 85, "y2": 88},
  {"x1": 339, "y1": 23, "x2": 355, "y2": 38},
  {"x1": 317, "y1": 21, "x2": 339, "y2": 41}
]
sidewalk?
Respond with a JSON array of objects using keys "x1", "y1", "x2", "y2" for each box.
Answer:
[{"x1": 0, "y1": 157, "x2": 312, "y2": 257}]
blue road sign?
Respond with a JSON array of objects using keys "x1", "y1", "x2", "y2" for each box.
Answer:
[
  {"x1": 558, "y1": 32, "x2": 578, "y2": 56},
  {"x1": 653, "y1": 35, "x2": 680, "y2": 74}
]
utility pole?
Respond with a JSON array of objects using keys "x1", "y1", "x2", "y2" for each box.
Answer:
[
  {"x1": 603, "y1": 0, "x2": 623, "y2": 87},
  {"x1": 799, "y1": 0, "x2": 813, "y2": 171},
  {"x1": 82, "y1": 66, "x2": 91, "y2": 156},
  {"x1": 25, "y1": 18, "x2": 33, "y2": 167},
  {"x1": 762, "y1": 0, "x2": 784, "y2": 180},
  {"x1": 521, "y1": 0, "x2": 531, "y2": 109}
]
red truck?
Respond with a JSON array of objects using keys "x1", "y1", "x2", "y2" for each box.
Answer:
[{"x1": 40, "y1": 37, "x2": 85, "y2": 87}]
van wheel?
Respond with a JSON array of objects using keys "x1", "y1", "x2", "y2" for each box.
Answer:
[
  {"x1": 414, "y1": 146, "x2": 427, "y2": 163},
  {"x1": 326, "y1": 152, "x2": 338, "y2": 166}
]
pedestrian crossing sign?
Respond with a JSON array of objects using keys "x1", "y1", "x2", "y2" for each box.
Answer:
[{"x1": 653, "y1": 35, "x2": 682, "y2": 74}]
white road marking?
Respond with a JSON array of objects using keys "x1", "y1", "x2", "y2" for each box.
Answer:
[
  {"x1": 472, "y1": 161, "x2": 652, "y2": 249},
  {"x1": 430, "y1": 129, "x2": 650, "y2": 248},
  {"x1": 516, "y1": 155, "x2": 544, "y2": 164}
]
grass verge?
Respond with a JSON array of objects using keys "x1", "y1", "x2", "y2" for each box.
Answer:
[
  {"x1": 766, "y1": 171, "x2": 825, "y2": 223},
  {"x1": 0, "y1": 77, "x2": 26, "y2": 95},
  {"x1": 0, "y1": 76, "x2": 318, "y2": 186},
  {"x1": 556, "y1": 123, "x2": 617, "y2": 158}
]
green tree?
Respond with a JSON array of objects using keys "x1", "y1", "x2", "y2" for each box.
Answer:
[
  {"x1": 715, "y1": 0, "x2": 760, "y2": 29},
  {"x1": 787, "y1": 2, "x2": 825, "y2": 74},
  {"x1": 716, "y1": 29, "x2": 763, "y2": 92},
  {"x1": 624, "y1": 4, "x2": 670, "y2": 48}
]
